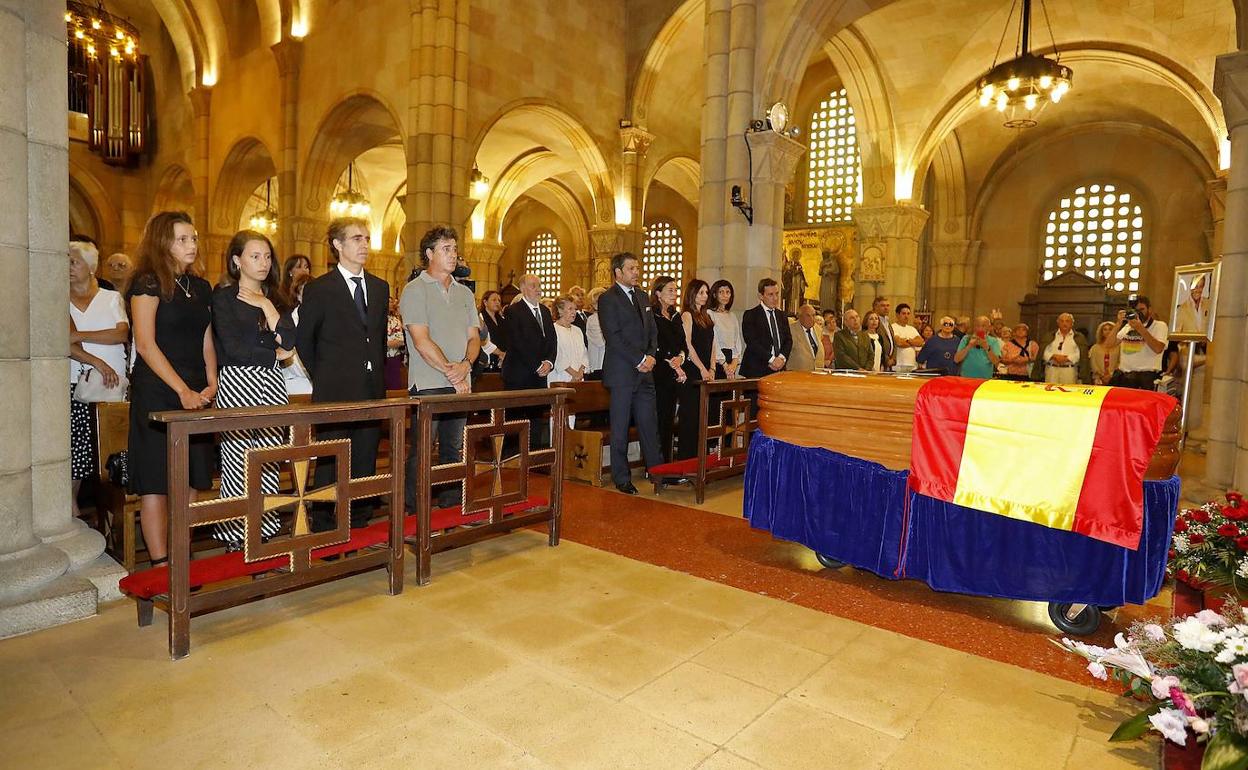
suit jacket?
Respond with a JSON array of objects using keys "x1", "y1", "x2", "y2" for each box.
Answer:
[
  {"x1": 877, "y1": 317, "x2": 897, "y2": 363},
  {"x1": 787, "y1": 320, "x2": 826, "y2": 371},
  {"x1": 1030, "y1": 329, "x2": 1091, "y2": 384},
  {"x1": 500, "y1": 300, "x2": 557, "y2": 389},
  {"x1": 833, "y1": 328, "x2": 872, "y2": 370},
  {"x1": 740, "y1": 305, "x2": 793, "y2": 378},
  {"x1": 572, "y1": 310, "x2": 589, "y2": 346},
  {"x1": 295, "y1": 269, "x2": 389, "y2": 403},
  {"x1": 596, "y1": 283, "x2": 659, "y2": 389}
]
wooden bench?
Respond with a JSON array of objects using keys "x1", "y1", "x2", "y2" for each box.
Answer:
[{"x1": 646, "y1": 378, "x2": 760, "y2": 503}]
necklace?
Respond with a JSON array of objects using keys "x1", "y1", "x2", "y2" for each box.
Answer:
[{"x1": 175, "y1": 274, "x2": 192, "y2": 298}]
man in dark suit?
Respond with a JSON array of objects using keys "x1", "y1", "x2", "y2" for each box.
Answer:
[
  {"x1": 500, "y1": 274, "x2": 557, "y2": 448},
  {"x1": 296, "y1": 217, "x2": 389, "y2": 531},
  {"x1": 740, "y1": 277, "x2": 792, "y2": 378},
  {"x1": 569, "y1": 285, "x2": 589, "y2": 346},
  {"x1": 597, "y1": 252, "x2": 662, "y2": 494}
]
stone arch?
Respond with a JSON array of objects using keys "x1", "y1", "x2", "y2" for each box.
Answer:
[
  {"x1": 147, "y1": 0, "x2": 227, "y2": 89},
  {"x1": 630, "y1": 0, "x2": 701, "y2": 127},
  {"x1": 151, "y1": 164, "x2": 198, "y2": 222},
  {"x1": 469, "y1": 99, "x2": 617, "y2": 234},
  {"x1": 301, "y1": 91, "x2": 406, "y2": 216},
  {"x1": 67, "y1": 161, "x2": 123, "y2": 253},
  {"x1": 823, "y1": 26, "x2": 898, "y2": 201},
  {"x1": 211, "y1": 136, "x2": 278, "y2": 233},
  {"x1": 643, "y1": 155, "x2": 701, "y2": 213}
]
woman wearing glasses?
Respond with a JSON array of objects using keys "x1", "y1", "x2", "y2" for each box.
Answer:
[{"x1": 915, "y1": 316, "x2": 960, "y2": 375}]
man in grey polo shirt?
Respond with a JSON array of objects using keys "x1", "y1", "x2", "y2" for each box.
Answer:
[{"x1": 400, "y1": 225, "x2": 480, "y2": 509}]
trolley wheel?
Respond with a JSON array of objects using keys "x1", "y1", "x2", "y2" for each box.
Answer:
[
  {"x1": 1047, "y1": 602, "x2": 1103, "y2": 636},
  {"x1": 815, "y1": 552, "x2": 845, "y2": 570}
]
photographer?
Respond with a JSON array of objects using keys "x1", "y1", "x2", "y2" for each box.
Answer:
[{"x1": 1107, "y1": 296, "x2": 1168, "y2": 390}]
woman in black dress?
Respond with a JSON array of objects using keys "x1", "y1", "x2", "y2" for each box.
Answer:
[
  {"x1": 650, "y1": 276, "x2": 687, "y2": 462},
  {"x1": 128, "y1": 211, "x2": 217, "y2": 566},
  {"x1": 678, "y1": 279, "x2": 716, "y2": 459},
  {"x1": 212, "y1": 230, "x2": 296, "y2": 548},
  {"x1": 479, "y1": 289, "x2": 506, "y2": 372}
]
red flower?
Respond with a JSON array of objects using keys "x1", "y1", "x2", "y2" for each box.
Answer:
[
  {"x1": 1192, "y1": 510, "x2": 1212, "y2": 524},
  {"x1": 1219, "y1": 523, "x2": 1241, "y2": 538},
  {"x1": 1236, "y1": 537, "x2": 1248, "y2": 550},
  {"x1": 1174, "y1": 518, "x2": 1189, "y2": 533},
  {"x1": 1190, "y1": 533, "x2": 1206, "y2": 544},
  {"x1": 1168, "y1": 548, "x2": 1178, "y2": 559},
  {"x1": 1226, "y1": 506, "x2": 1248, "y2": 521},
  {"x1": 1228, "y1": 491, "x2": 1244, "y2": 505},
  {"x1": 1177, "y1": 569, "x2": 1190, "y2": 582}
]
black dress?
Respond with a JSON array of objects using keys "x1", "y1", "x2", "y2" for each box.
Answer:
[
  {"x1": 652, "y1": 307, "x2": 687, "y2": 462},
  {"x1": 127, "y1": 272, "x2": 215, "y2": 495},
  {"x1": 677, "y1": 315, "x2": 716, "y2": 459}
]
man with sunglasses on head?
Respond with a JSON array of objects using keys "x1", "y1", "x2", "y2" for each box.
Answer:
[
  {"x1": 1034, "y1": 312, "x2": 1089, "y2": 385},
  {"x1": 1106, "y1": 295, "x2": 1168, "y2": 390}
]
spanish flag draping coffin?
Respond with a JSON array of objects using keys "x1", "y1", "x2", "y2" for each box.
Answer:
[{"x1": 757, "y1": 371, "x2": 1181, "y2": 548}]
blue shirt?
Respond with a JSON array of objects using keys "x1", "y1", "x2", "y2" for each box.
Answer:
[
  {"x1": 956, "y1": 335, "x2": 1001, "y2": 379},
  {"x1": 917, "y1": 334, "x2": 960, "y2": 375}
]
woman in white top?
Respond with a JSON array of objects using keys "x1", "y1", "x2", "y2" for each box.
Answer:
[
  {"x1": 549, "y1": 295, "x2": 588, "y2": 385},
  {"x1": 584, "y1": 286, "x2": 607, "y2": 374},
  {"x1": 707, "y1": 279, "x2": 742, "y2": 379},
  {"x1": 862, "y1": 310, "x2": 886, "y2": 372},
  {"x1": 281, "y1": 272, "x2": 313, "y2": 395},
  {"x1": 69, "y1": 241, "x2": 130, "y2": 518}
]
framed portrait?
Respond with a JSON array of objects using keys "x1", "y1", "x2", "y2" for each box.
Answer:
[{"x1": 1170, "y1": 262, "x2": 1220, "y2": 342}]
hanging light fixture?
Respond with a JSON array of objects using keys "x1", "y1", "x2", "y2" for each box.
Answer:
[
  {"x1": 976, "y1": 0, "x2": 1071, "y2": 128},
  {"x1": 248, "y1": 179, "x2": 278, "y2": 234},
  {"x1": 330, "y1": 162, "x2": 371, "y2": 218},
  {"x1": 66, "y1": 1, "x2": 145, "y2": 165},
  {"x1": 469, "y1": 163, "x2": 490, "y2": 199}
]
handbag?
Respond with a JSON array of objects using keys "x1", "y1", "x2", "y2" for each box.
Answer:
[
  {"x1": 72, "y1": 364, "x2": 128, "y2": 403},
  {"x1": 104, "y1": 450, "x2": 129, "y2": 488}
]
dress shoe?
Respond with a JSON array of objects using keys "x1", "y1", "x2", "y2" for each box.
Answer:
[{"x1": 615, "y1": 482, "x2": 639, "y2": 495}]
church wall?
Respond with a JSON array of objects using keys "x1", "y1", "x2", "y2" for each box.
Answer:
[
  {"x1": 498, "y1": 197, "x2": 583, "y2": 297},
  {"x1": 972, "y1": 131, "x2": 1212, "y2": 324},
  {"x1": 643, "y1": 181, "x2": 699, "y2": 282}
]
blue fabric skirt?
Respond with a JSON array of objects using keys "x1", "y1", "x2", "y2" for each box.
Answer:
[{"x1": 743, "y1": 431, "x2": 1179, "y2": 606}]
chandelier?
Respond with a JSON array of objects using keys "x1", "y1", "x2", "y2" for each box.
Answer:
[
  {"x1": 976, "y1": 0, "x2": 1071, "y2": 128},
  {"x1": 66, "y1": 1, "x2": 146, "y2": 165},
  {"x1": 330, "y1": 162, "x2": 371, "y2": 218},
  {"x1": 248, "y1": 179, "x2": 278, "y2": 234}
]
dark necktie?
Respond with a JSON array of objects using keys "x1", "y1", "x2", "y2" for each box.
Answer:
[
  {"x1": 629, "y1": 289, "x2": 644, "y2": 323},
  {"x1": 532, "y1": 305, "x2": 544, "y2": 336},
  {"x1": 350, "y1": 277, "x2": 366, "y2": 323},
  {"x1": 767, "y1": 310, "x2": 781, "y2": 356},
  {"x1": 806, "y1": 327, "x2": 818, "y2": 356}
]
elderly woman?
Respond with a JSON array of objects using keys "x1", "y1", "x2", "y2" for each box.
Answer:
[
  {"x1": 1089, "y1": 321, "x2": 1120, "y2": 386},
  {"x1": 69, "y1": 241, "x2": 130, "y2": 519},
  {"x1": 999, "y1": 323, "x2": 1038, "y2": 380},
  {"x1": 954, "y1": 315, "x2": 1002, "y2": 379},
  {"x1": 916, "y1": 316, "x2": 960, "y2": 375},
  {"x1": 583, "y1": 286, "x2": 607, "y2": 376},
  {"x1": 549, "y1": 295, "x2": 588, "y2": 385}
]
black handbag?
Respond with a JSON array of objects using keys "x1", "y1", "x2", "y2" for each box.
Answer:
[{"x1": 105, "y1": 450, "x2": 129, "y2": 488}]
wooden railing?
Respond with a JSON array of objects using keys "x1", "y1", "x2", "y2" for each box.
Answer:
[{"x1": 648, "y1": 378, "x2": 760, "y2": 503}]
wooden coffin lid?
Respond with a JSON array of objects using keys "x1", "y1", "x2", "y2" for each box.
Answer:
[{"x1": 757, "y1": 371, "x2": 1181, "y2": 480}]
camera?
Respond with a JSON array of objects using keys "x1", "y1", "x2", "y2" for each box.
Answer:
[{"x1": 1124, "y1": 310, "x2": 1138, "y2": 320}]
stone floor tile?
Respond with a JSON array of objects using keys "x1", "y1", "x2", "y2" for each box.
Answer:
[
  {"x1": 692, "y1": 629, "x2": 829, "y2": 694},
  {"x1": 623, "y1": 661, "x2": 779, "y2": 744},
  {"x1": 727, "y1": 698, "x2": 900, "y2": 770},
  {"x1": 545, "y1": 629, "x2": 685, "y2": 698}
]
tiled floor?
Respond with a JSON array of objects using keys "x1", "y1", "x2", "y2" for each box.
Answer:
[{"x1": 2, "y1": 528, "x2": 1158, "y2": 769}]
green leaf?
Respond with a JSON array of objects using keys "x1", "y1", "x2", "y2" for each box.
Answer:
[
  {"x1": 1202, "y1": 730, "x2": 1248, "y2": 770},
  {"x1": 1110, "y1": 704, "x2": 1163, "y2": 742}
]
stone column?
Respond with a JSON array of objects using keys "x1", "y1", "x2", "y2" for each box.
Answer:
[
  {"x1": 852, "y1": 203, "x2": 931, "y2": 308},
  {"x1": 462, "y1": 239, "x2": 504, "y2": 293},
  {"x1": 737, "y1": 131, "x2": 805, "y2": 297},
  {"x1": 620, "y1": 125, "x2": 654, "y2": 237},
  {"x1": 721, "y1": 0, "x2": 756, "y2": 280},
  {"x1": 697, "y1": 0, "x2": 731, "y2": 274},
  {"x1": 0, "y1": 0, "x2": 106, "y2": 637},
  {"x1": 589, "y1": 227, "x2": 636, "y2": 288},
  {"x1": 188, "y1": 86, "x2": 214, "y2": 272},
  {"x1": 271, "y1": 38, "x2": 303, "y2": 259},
  {"x1": 928, "y1": 239, "x2": 981, "y2": 319},
  {"x1": 1206, "y1": 52, "x2": 1248, "y2": 491}
]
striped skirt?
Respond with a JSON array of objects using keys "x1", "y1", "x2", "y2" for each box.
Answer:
[{"x1": 214, "y1": 365, "x2": 286, "y2": 546}]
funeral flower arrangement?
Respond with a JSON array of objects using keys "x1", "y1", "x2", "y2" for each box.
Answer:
[
  {"x1": 1169, "y1": 492, "x2": 1248, "y2": 592},
  {"x1": 1059, "y1": 604, "x2": 1248, "y2": 767}
]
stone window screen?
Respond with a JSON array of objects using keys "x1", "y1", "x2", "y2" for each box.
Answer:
[
  {"x1": 642, "y1": 220, "x2": 684, "y2": 286},
  {"x1": 524, "y1": 231, "x2": 562, "y2": 292},
  {"x1": 1042, "y1": 183, "x2": 1145, "y2": 294},
  {"x1": 806, "y1": 88, "x2": 862, "y2": 224}
]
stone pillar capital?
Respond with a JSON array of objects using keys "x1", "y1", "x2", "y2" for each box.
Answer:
[
  {"x1": 188, "y1": 86, "x2": 212, "y2": 118},
  {"x1": 620, "y1": 126, "x2": 655, "y2": 156},
  {"x1": 746, "y1": 130, "x2": 806, "y2": 183},
  {"x1": 1217, "y1": 51, "x2": 1248, "y2": 131},
  {"x1": 929, "y1": 239, "x2": 982, "y2": 267},
  {"x1": 853, "y1": 203, "x2": 930, "y2": 241},
  {"x1": 271, "y1": 38, "x2": 304, "y2": 78}
]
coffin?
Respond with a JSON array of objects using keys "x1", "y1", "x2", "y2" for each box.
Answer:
[{"x1": 757, "y1": 371, "x2": 1181, "y2": 480}]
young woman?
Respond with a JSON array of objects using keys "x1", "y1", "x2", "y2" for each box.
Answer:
[
  {"x1": 651, "y1": 276, "x2": 687, "y2": 462},
  {"x1": 678, "y1": 279, "x2": 716, "y2": 459},
  {"x1": 583, "y1": 286, "x2": 607, "y2": 376},
  {"x1": 127, "y1": 211, "x2": 217, "y2": 566},
  {"x1": 862, "y1": 311, "x2": 886, "y2": 372},
  {"x1": 281, "y1": 273, "x2": 313, "y2": 396},
  {"x1": 707, "y1": 279, "x2": 742, "y2": 380},
  {"x1": 211, "y1": 230, "x2": 296, "y2": 548},
  {"x1": 479, "y1": 289, "x2": 507, "y2": 372},
  {"x1": 279, "y1": 254, "x2": 311, "y2": 299},
  {"x1": 69, "y1": 241, "x2": 129, "y2": 519},
  {"x1": 548, "y1": 296, "x2": 588, "y2": 385}
]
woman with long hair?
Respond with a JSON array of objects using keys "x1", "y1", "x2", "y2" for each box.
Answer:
[
  {"x1": 281, "y1": 273, "x2": 314, "y2": 395},
  {"x1": 862, "y1": 310, "x2": 886, "y2": 372},
  {"x1": 678, "y1": 279, "x2": 716, "y2": 459},
  {"x1": 479, "y1": 289, "x2": 507, "y2": 371},
  {"x1": 211, "y1": 230, "x2": 296, "y2": 548},
  {"x1": 650, "y1": 276, "x2": 687, "y2": 462},
  {"x1": 279, "y1": 254, "x2": 311, "y2": 303},
  {"x1": 1089, "y1": 320, "x2": 1120, "y2": 386},
  {"x1": 584, "y1": 286, "x2": 607, "y2": 376},
  {"x1": 707, "y1": 279, "x2": 742, "y2": 379},
  {"x1": 127, "y1": 211, "x2": 216, "y2": 566}
]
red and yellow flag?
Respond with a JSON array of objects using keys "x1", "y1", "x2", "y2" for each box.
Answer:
[{"x1": 908, "y1": 378, "x2": 1176, "y2": 550}]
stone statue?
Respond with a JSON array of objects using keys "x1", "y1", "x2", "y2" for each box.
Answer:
[
  {"x1": 782, "y1": 249, "x2": 807, "y2": 313},
  {"x1": 819, "y1": 232, "x2": 846, "y2": 311}
]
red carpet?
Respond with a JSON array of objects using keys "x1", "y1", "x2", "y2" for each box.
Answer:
[{"x1": 540, "y1": 477, "x2": 1167, "y2": 688}]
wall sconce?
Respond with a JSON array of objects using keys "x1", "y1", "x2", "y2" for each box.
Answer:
[{"x1": 470, "y1": 163, "x2": 490, "y2": 199}]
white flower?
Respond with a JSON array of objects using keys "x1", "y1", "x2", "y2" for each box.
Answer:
[
  {"x1": 1148, "y1": 708, "x2": 1189, "y2": 746},
  {"x1": 1189, "y1": 717, "x2": 1211, "y2": 735},
  {"x1": 1143, "y1": 624, "x2": 1166, "y2": 641},
  {"x1": 1174, "y1": 617, "x2": 1224, "y2": 652},
  {"x1": 1151, "y1": 674, "x2": 1181, "y2": 700},
  {"x1": 1196, "y1": 610, "x2": 1228, "y2": 627},
  {"x1": 1101, "y1": 649, "x2": 1153, "y2": 679},
  {"x1": 1238, "y1": 558, "x2": 1248, "y2": 579},
  {"x1": 1087, "y1": 661, "x2": 1108, "y2": 680},
  {"x1": 1216, "y1": 636, "x2": 1248, "y2": 664}
]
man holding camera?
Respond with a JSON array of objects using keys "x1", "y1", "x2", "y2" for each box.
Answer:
[{"x1": 1107, "y1": 296, "x2": 1168, "y2": 390}]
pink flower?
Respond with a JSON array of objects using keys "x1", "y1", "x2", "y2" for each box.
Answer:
[
  {"x1": 1233, "y1": 663, "x2": 1248, "y2": 692},
  {"x1": 1170, "y1": 687, "x2": 1197, "y2": 717},
  {"x1": 1143, "y1": 624, "x2": 1166, "y2": 641},
  {"x1": 1149, "y1": 708, "x2": 1188, "y2": 746},
  {"x1": 1087, "y1": 661, "x2": 1108, "y2": 680},
  {"x1": 1195, "y1": 609, "x2": 1227, "y2": 627},
  {"x1": 1151, "y1": 674, "x2": 1181, "y2": 700}
]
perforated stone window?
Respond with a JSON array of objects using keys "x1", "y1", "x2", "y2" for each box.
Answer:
[
  {"x1": 1042, "y1": 183, "x2": 1144, "y2": 294},
  {"x1": 524, "y1": 231, "x2": 562, "y2": 292},
  {"x1": 642, "y1": 220, "x2": 684, "y2": 287},
  {"x1": 806, "y1": 88, "x2": 862, "y2": 224}
]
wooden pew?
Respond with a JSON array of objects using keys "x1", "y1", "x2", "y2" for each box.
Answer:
[{"x1": 646, "y1": 378, "x2": 760, "y2": 503}]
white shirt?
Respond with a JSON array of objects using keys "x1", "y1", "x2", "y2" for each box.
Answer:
[
  {"x1": 1044, "y1": 330, "x2": 1080, "y2": 365},
  {"x1": 586, "y1": 312, "x2": 605, "y2": 371},
  {"x1": 866, "y1": 332, "x2": 883, "y2": 372},
  {"x1": 282, "y1": 306, "x2": 312, "y2": 395},
  {"x1": 70, "y1": 288, "x2": 128, "y2": 383},
  {"x1": 891, "y1": 323, "x2": 919, "y2": 369},
  {"x1": 549, "y1": 323, "x2": 589, "y2": 384},
  {"x1": 763, "y1": 307, "x2": 784, "y2": 362},
  {"x1": 337, "y1": 262, "x2": 366, "y2": 305},
  {"x1": 1117, "y1": 318, "x2": 1168, "y2": 372},
  {"x1": 710, "y1": 309, "x2": 742, "y2": 366}
]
